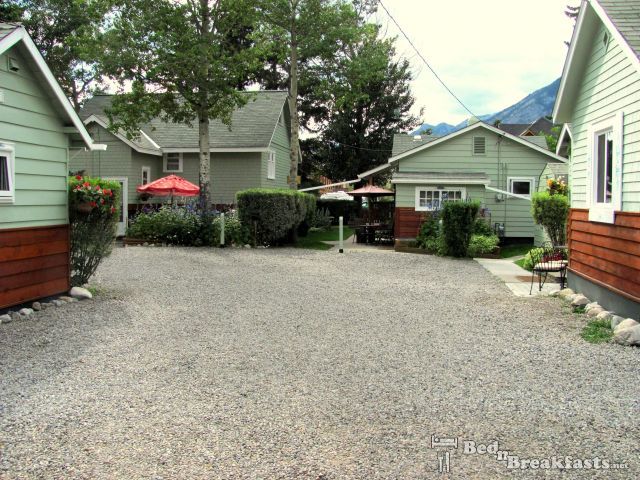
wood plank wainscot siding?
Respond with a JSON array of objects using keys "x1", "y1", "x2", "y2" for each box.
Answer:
[
  {"x1": 567, "y1": 209, "x2": 640, "y2": 302},
  {"x1": 0, "y1": 225, "x2": 70, "y2": 309},
  {"x1": 395, "y1": 207, "x2": 427, "y2": 239}
]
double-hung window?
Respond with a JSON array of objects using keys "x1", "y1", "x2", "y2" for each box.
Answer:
[
  {"x1": 0, "y1": 142, "x2": 15, "y2": 204},
  {"x1": 267, "y1": 151, "x2": 276, "y2": 180},
  {"x1": 589, "y1": 113, "x2": 623, "y2": 223},
  {"x1": 141, "y1": 166, "x2": 151, "y2": 185},
  {"x1": 415, "y1": 187, "x2": 464, "y2": 211},
  {"x1": 163, "y1": 152, "x2": 183, "y2": 173}
]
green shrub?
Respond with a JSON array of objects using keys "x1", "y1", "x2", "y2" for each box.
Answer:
[
  {"x1": 473, "y1": 218, "x2": 493, "y2": 236},
  {"x1": 531, "y1": 192, "x2": 569, "y2": 246},
  {"x1": 316, "y1": 199, "x2": 360, "y2": 225},
  {"x1": 309, "y1": 207, "x2": 333, "y2": 229},
  {"x1": 297, "y1": 194, "x2": 317, "y2": 237},
  {"x1": 467, "y1": 234, "x2": 500, "y2": 257},
  {"x1": 237, "y1": 189, "x2": 315, "y2": 245},
  {"x1": 69, "y1": 176, "x2": 121, "y2": 285},
  {"x1": 441, "y1": 200, "x2": 481, "y2": 257},
  {"x1": 416, "y1": 214, "x2": 439, "y2": 249},
  {"x1": 126, "y1": 206, "x2": 203, "y2": 245},
  {"x1": 521, "y1": 247, "x2": 544, "y2": 271},
  {"x1": 211, "y1": 212, "x2": 251, "y2": 246}
]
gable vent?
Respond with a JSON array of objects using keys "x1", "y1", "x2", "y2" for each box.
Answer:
[{"x1": 473, "y1": 136, "x2": 486, "y2": 155}]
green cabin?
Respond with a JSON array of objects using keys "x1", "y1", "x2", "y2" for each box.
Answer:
[{"x1": 0, "y1": 23, "x2": 104, "y2": 309}]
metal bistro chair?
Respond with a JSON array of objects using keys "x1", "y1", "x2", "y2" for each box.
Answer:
[{"x1": 529, "y1": 242, "x2": 568, "y2": 294}]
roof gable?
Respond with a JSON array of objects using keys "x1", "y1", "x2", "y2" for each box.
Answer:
[
  {"x1": 0, "y1": 23, "x2": 104, "y2": 150},
  {"x1": 80, "y1": 91, "x2": 289, "y2": 151},
  {"x1": 554, "y1": 0, "x2": 640, "y2": 122},
  {"x1": 388, "y1": 122, "x2": 566, "y2": 164}
]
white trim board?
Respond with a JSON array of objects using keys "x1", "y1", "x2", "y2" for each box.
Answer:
[
  {"x1": 0, "y1": 26, "x2": 106, "y2": 151},
  {"x1": 485, "y1": 186, "x2": 532, "y2": 202},
  {"x1": 84, "y1": 115, "x2": 162, "y2": 156},
  {"x1": 161, "y1": 147, "x2": 270, "y2": 153},
  {"x1": 299, "y1": 179, "x2": 358, "y2": 192}
]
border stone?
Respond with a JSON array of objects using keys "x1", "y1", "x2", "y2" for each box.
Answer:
[{"x1": 613, "y1": 325, "x2": 640, "y2": 346}]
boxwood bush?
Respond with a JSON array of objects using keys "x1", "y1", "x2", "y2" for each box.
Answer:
[
  {"x1": 237, "y1": 189, "x2": 316, "y2": 245},
  {"x1": 126, "y1": 206, "x2": 203, "y2": 245},
  {"x1": 441, "y1": 200, "x2": 481, "y2": 257},
  {"x1": 531, "y1": 192, "x2": 569, "y2": 246}
]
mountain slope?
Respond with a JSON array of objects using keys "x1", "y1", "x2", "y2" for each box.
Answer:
[{"x1": 415, "y1": 78, "x2": 560, "y2": 136}]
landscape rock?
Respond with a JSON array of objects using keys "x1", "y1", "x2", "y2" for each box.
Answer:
[
  {"x1": 558, "y1": 288, "x2": 574, "y2": 299},
  {"x1": 0, "y1": 314, "x2": 10, "y2": 324},
  {"x1": 40, "y1": 302, "x2": 52, "y2": 310},
  {"x1": 613, "y1": 324, "x2": 640, "y2": 346},
  {"x1": 10, "y1": 312, "x2": 21, "y2": 322},
  {"x1": 52, "y1": 300, "x2": 65, "y2": 307},
  {"x1": 570, "y1": 295, "x2": 590, "y2": 308},
  {"x1": 610, "y1": 315, "x2": 625, "y2": 330},
  {"x1": 585, "y1": 302, "x2": 601, "y2": 312},
  {"x1": 586, "y1": 307, "x2": 604, "y2": 318},
  {"x1": 18, "y1": 308, "x2": 34, "y2": 317},
  {"x1": 596, "y1": 311, "x2": 613, "y2": 321},
  {"x1": 614, "y1": 318, "x2": 639, "y2": 334},
  {"x1": 244, "y1": 244, "x2": 251, "y2": 249},
  {"x1": 59, "y1": 296, "x2": 74, "y2": 303},
  {"x1": 69, "y1": 287, "x2": 93, "y2": 300},
  {"x1": 32, "y1": 302, "x2": 42, "y2": 311}
]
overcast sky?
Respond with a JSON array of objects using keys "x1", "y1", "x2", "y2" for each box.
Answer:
[{"x1": 375, "y1": 0, "x2": 576, "y2": 125}]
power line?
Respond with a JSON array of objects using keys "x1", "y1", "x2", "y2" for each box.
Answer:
[{"x1": 378, "y1": 0, "x2": 477, "y2": 118}]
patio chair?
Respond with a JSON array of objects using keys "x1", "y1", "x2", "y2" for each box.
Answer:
[{"x1": 529, "y1": 242, "x2": 568, "y2": 294}]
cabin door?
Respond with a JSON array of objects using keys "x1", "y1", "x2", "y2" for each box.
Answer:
[{"x1": 103, "y1": 176, "x2": 128, "y2": 236}]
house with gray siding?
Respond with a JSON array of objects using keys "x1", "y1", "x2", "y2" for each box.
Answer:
[
  {"x1": 553, "y1": 0, "x2": 640, "y2": 318},
  {"x1": 359, "y1": 121, "x2": 567, "y2": 242},
  {"x1": 0, "y1": 23, "x2": 104, "y2": 309},
  {"x1": 71, "y1": 91, "x2": 295, "y2": 218}
]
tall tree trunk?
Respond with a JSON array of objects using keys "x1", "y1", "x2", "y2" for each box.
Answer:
[
  {"x1": 198, "y1": 111, "x2": 211, "y2": 210},
  {"x1": 288, "y1": 25, "x2": 299, "y2": 190}
]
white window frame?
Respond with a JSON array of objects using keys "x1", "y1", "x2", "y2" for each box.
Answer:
[
  {"x1": 588, "y1": 112, "x2": 623, "y2": 224},
  {"x1": 415, "y1": 187, "x2": 466, "y2": 212},
  {"x1": 267, "y1": 151, "x2": 276, "y2": 180},
  {"x1": 0, "y1": 141, "x2": 15, "y2": 204},
  {"x1": 163, "y1": 152, "x2": 183, "y2": 173},
  {"x1": 141, "y1": 166, "x2": 151, "y2": 185},
  {"x1": 472, "y1": 136, "x2": 486, "y2": 155},
  {"x1": 507, "y1": 177, "x2": 535, "y2": 198}
]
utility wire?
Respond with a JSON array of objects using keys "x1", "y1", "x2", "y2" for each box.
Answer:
[{"x1": 378, "y1": 0, "x2": 477, "y2": 118}]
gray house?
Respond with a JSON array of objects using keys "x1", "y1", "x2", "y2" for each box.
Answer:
[{"x1": 71, "y1": 91, "x2": 294, "y2": 230}]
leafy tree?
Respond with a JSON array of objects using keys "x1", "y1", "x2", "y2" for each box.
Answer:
[
  {"x1": 101, "y1": 0, "x2": 260, "y2": 209},
  {"x1": 304, "y1": 25, "x2": 420, "y2": 182},
  {"x1": 541, "y1": 125, "x2": 561, "y2": 152},
  {"x1": 4, "y1": 0, "x2": 114, "y2": 111},
  {"x1": 257, "y1": 0, "x2": 364, "y2": 189}
]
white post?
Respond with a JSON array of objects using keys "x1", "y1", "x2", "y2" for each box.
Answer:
[
  {"x1": 339, "y1": 216, "x2": 344, "y2": 253},
  {"x1": 220, "y1": 212, "x2": 225, "y2": 247}
]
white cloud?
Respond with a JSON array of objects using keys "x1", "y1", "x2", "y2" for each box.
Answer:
[{"x1": 376, "y1": 0, "x2": 576, "y2": 125}]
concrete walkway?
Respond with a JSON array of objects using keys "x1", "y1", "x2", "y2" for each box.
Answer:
[{"x1": 474, "y1": 257, "x2": 562, "y2": 297}]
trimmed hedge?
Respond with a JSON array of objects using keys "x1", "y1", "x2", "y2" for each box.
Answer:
[
  {"x1": 316, "y1": 199, "x2": 360, "y2": 225},
  {"x1": 531, "y1": 192, "x2": 569, "y2": 246},
  {"x1": 237, "y1": 189, "x2": 316, "y2": 245},
  {"x1": 441, "y1": 200, "x2": 481, "y2": 257}
]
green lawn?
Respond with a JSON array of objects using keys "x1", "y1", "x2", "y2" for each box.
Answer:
[
  {"x1": 500, "y1": 244, "x2": 534, "y2": 258},
  {"x1": 513, "y1": 258, "x2": 527, "y2": 270},
  {"x1": 295, "y1": 226, "x2": 354, "y2": 250},
  {"x1": 581, "y1": 319, "x2": 614, "y2": 344}
]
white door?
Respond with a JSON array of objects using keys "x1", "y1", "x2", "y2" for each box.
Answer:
[{"x1": 104, "y1": 177, "x2": 128, "y2": 236}]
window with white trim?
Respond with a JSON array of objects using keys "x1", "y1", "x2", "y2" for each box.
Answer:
[
  {"x1": 141, "y1": 166, "x2": 151, "y2": 185},
  {"x1": 267, "y1": 151, "x2": 276, "y2": 180},
  {"x1": 589, "y1": 113, "x2": 623, "y2": 224},
  {"x1": 0, "y1": 142, "x2": 15, "y2": 204},
  {"x1": 508, "y1": 177, "x2": 534, "y2": 198},
  {"x1": 415, "y1": 187, "x2": 465, "y2": 211},
  {"x1": 163, "y1": 152, "x2": 183, "y2": 172},
  {"x1": 473, "y1": 136, "x2": 486, "y2": 155}
]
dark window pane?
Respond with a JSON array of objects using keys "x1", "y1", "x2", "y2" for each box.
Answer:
[
  {"x1": 605, "y1": 138, "x2": 613, "y2": 203},
  {"x1": 0, "y1": 156, "x2": 8, "y2": 191},
  {"x1": 512, "y1": 181, "x2": 531, "y2": 195},
  {"x1": 596, "y1": 133, "x2": 606, "y2": 203}
]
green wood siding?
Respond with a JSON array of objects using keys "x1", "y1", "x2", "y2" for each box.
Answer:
[
  {"x1": 567, "y1": 23, "x2": 640, "y2": 211},
  {"x1": 395, "y1": 129, "x2": 563, "y2": 238},
  {"x1": 264, "y1": 114, "x2": 291, "y2": 188},
  {"x1": 0, "y1": 47, "x2": 70, "y2": 229}
]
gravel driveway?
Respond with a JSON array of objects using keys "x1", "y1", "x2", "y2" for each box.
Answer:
[{"x1": 0, "y1": 247, "x2": 638, "y2": 479}]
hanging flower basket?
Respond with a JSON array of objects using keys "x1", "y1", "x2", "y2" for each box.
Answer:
[{"x1": 75, "y1": 202, "x2": 94, "y2": 214}]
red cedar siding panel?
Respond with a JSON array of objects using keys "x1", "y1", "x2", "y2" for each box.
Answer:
[
  {"x1": 567, "y1": 209, "x2": 640, "y2": 302},
  {"x1": 394, "y1": 207, "x2": 427, "y2": 238},
  {"x1": 0, "y1": 225, "x2": 70, "y2": 309}
]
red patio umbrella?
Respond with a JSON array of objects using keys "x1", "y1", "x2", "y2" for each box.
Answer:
[
  {"x1": 348, "y1": 184, "x2": 394, "y2": 196},
  {"x1": 136, "y1": 175, "x2": 200, "y2": 197}
]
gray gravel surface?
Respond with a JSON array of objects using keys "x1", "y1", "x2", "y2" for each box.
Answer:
[{"x1": 0, "y1": 246, "x2": 638, "y2": 479}]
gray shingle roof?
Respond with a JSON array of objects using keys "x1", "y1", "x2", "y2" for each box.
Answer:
[
  {"x1": 598, "y1": 0, "x2": 640, "y2": 59},
  {"x1": 496, "y1": 123, "x2": 529, "y2": 136},
  {"x1": 80, "y1": 91, "x2": 288, "y2": 149},
  {"x1": 391, "y1": 134, "x2": 439, "y2": 156},
  {"x1": 0, "y1": 23, "x2": 20, "y2": 44}
]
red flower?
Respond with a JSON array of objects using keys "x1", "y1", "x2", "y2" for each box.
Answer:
[
  {"x1": 94, "y1": 185, "x2": 101, "y2": 191},
  {"x1": 100, "y1": 198, "x2": 105, "y2": 204},
  {"x1": 83, "y1": 182, "x2": 91, "y2": 188},
  {"x1": 110, "y1": 206, "x2": 116, "y2": 214},
  {"x1": 103, "y1": 189, "x2": 112, "y2": 197},
  {"x1": 75, "y1": 175, "x2": 82, "y2": 180},
  {"x1": 89, "y1": 201, "x2": 97, "y2": 208}
]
